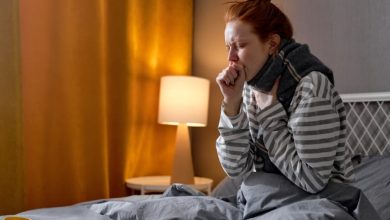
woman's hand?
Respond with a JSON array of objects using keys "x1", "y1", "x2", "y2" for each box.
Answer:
[
  {"x1": 253, "y1": 77, "x2": 280, "y2": 110},
  {"x1": 216, "y1": 63, "x2": 246, "y2": 116}
]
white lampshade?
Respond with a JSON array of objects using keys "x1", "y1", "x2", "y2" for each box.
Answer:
[{"x1": 158, "y1": 76, "x2": 210, "y2": 127}]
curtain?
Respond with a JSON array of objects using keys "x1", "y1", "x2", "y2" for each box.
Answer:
[
  {"x1": 0, "y1": 0, "x2": 193, "y2": 214},
  {"x1": 0, "y1": 0, "x2": 24, "y2": 214}
]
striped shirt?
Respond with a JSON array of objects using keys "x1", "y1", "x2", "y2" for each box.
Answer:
[{"x1": 216, "y1": 71, "x2": 355, "y2": 193}]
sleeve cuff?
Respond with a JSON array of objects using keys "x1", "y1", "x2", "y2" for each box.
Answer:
[{"x1": 219, "y1": 103, "x2": 245, "y2": 129}]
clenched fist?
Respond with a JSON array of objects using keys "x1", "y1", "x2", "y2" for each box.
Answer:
[{"x1": 216, "y1": 63, "x2": 247, "y2": 116}]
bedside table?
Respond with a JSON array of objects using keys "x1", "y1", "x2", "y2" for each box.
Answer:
[{"x1": 125, "y1": 176, "x2": 213, "y2": 195}]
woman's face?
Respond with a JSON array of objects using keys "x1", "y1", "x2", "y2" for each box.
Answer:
[{"x1": 224, "y1": 20, "x2": 272, "y2": 81}]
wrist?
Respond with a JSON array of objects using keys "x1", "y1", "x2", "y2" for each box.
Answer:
[{"x1": 222, "y1": 99, "x2": 242, "y2": 116}]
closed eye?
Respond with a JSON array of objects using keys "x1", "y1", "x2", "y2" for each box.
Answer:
[
  {"x1": 226, "y1": 44, "x2": 239, "y2": 51},
  {"x1": 237, "y1": 43, "x2": 247, "y2": 49}
]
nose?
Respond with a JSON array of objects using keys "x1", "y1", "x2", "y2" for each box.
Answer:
[{"x1": 228, "y1": 48, "x2": 238, "y2": 62}]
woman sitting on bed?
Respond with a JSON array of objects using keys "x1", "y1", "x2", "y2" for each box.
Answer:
[{"x1": 215, "y1": 0, "x2": 355, "y2": 194}]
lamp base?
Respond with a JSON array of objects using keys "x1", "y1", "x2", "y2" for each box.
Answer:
[{"x1": 170, "y1": 123, "x2": 194, "y2": 184}]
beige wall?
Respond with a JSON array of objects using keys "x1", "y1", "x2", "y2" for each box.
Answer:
[
  {"x1": 279, "y1": 0, "x2": 390, "y2": 93},
  {"x1": 191, "y1": 0, "x2": 229, "y2": 186}
]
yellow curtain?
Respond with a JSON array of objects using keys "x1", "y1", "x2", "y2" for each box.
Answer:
[
  {"x1": 0, "y1": 0, "x2": 193, "y2": 214},
  {"x1": 0, "y1": 0, "x2": 24, "y2": 214},
  {"x1": 126, "y1": 0, "x2": 193, "y2": 177}
]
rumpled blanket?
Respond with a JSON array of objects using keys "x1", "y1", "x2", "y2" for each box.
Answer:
[
  {"x1": 238, "y1": 172, "x2": 381, "y2": 220},
  {"x1": 14, "y1": 174, "x2": 381, "y2": 220},
  {"x1": 90, "y1": 184, "x2": 241, "y2": 220}
]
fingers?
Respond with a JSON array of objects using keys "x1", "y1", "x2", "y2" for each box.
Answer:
[
  {"x1": 216, "y1": 63, "x2": 246, "y2": 87},
  {"x1": 234, "y1": 64, "x2": 246, "y2": 85},
  {"x1": 216, "y1": 64, "x2": 246, "y2": 109},
  {"x1": 225, "y1": 67, "x2": 238, "y2": 86},
  {"x1": 216, "y1": 66, "x2": 237, "y2": 87}
]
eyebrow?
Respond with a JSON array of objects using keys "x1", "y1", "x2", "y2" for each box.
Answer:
[{"x1": 225, "y1": 38, "x2": 248, "y2": 44}]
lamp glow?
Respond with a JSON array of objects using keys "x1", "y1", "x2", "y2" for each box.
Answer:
[{"x1": 158, "y1": 76, "x2": 210, "y2": 184}]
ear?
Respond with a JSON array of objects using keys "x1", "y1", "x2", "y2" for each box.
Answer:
[{"x1": 267, "y1": 34, "x2": 281, "y2": 56}]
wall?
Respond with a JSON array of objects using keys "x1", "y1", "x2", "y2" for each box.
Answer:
[
  {"x1": 192, "y1": 0, "x2": 228, "y2": 186},
  {"x1": 192, "y1": 0, "x2": 390, "y2": 186},
  {"x1": 281, "y1": 0, "x2": 390, "y2": 93}
]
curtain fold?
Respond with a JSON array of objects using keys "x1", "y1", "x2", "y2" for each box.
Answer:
[
  {"x1": 0, "y1": 0, "x2": 192, "y2": 213},
  {"x1": 125, "y1": 0, "x2": 193, "y2": 179},
  {"x1": 20, "y1": 0, "x2": 111, "y2": 209},
  {"x1": 0, "y1": 0, "x2": 24, "y2": 214}
]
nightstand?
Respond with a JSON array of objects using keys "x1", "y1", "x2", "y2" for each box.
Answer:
[{"x1": 125, "y1": 176, "x2": 213, "y2": 195}]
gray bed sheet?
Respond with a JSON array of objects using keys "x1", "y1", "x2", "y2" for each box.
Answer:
[
  {"x1": 12, "y1": 185, "x2": 241, "y2": 220},
  {"x1": 238, "y1": 171, "x2": 380, "y2": 220},
  {"x1": 351, "y1": 155, "x2": 390, "y2": 220},
  {"x1": 5, "y1": 156, "x2": 389, "y2": 220},
  {"x1": 212, "y1": 155, "x2": 390, "y2": 220}
]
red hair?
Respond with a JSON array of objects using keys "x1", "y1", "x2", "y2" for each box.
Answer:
[{"x1": 225, "y1": 0, "x2": 293, "y2": 42}]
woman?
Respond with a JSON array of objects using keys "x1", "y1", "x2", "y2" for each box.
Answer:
[{"x1": 215, "y1": 0, "x2": 355, "y2": 194}]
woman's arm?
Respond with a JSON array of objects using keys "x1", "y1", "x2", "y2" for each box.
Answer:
[
  {"x1": 215, "y1": 63, "x2": 255, "y2": 177},
  {"x1": 259, "y1": 72, "x2": 346, "y2": 193},
  {"x1": 216, "y1": 101, "x2": 254, "y2": 177}
]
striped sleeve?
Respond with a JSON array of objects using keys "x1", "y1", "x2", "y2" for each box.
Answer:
[
  {"x1": 259, "y1": 72, "x2": 343, "y2": 193},
  {"x1": 216, "y1": 102, "x2": 253, "y2": 177}
]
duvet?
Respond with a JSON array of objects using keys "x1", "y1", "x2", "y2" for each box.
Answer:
[{"x1": 16, "y1": 171, "x2": 380, "y2": 220}]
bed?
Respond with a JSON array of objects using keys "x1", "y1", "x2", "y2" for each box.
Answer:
[{"x1": 4, "y1": 92, "x2": 390, "y2": 220}]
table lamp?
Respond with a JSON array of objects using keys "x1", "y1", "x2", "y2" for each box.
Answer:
[{"x1": 158, "y1": 75, "x2": 210, "y2": 184}]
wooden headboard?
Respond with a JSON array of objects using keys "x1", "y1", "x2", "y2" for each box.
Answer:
[{"x1": 341, "y1": 92, "x2": 390, "y2": 156}]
